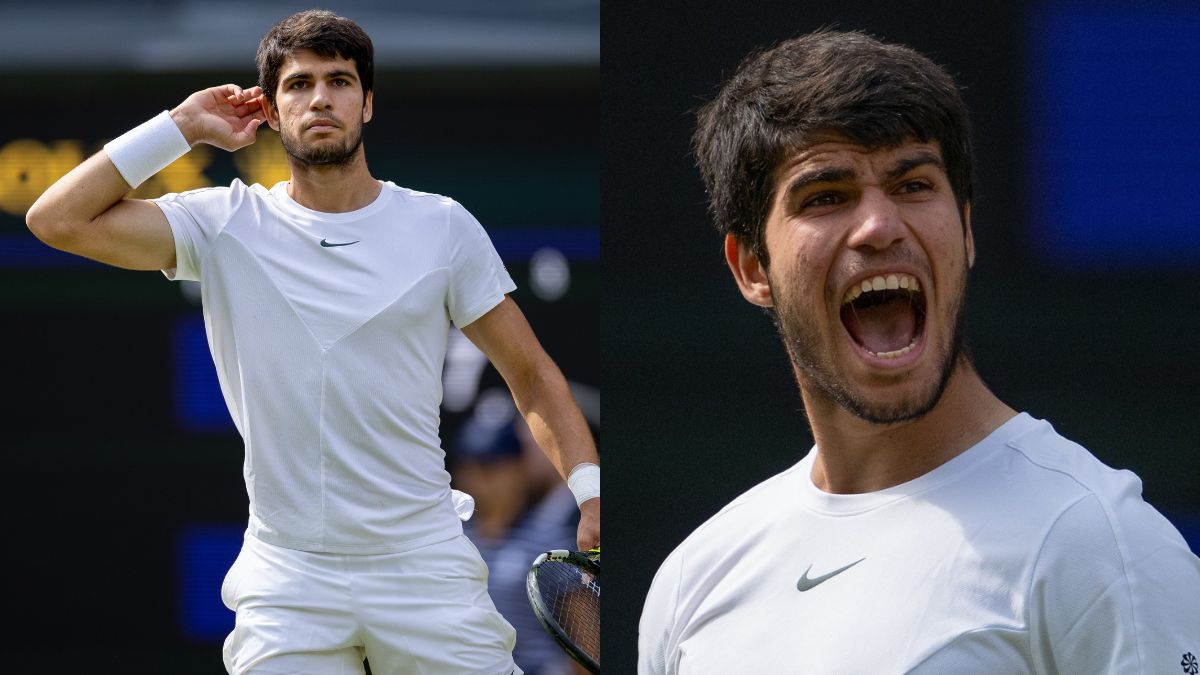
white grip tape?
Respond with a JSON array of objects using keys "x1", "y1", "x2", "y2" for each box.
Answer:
[
  {"x1": 567, "y1": 462, "x2": 600, "y2": 507},
  {"x1": 103, "y1": 111, "x2": 191, "y2": 188}
]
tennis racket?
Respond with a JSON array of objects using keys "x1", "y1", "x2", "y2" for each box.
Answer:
[{"x1": 526, "y1": 547, "x2": 600, "y2": 673}]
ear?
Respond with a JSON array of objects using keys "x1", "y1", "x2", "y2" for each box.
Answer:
[
  {"x1": 363, "y1": 90, "x2": 373, "y2": 124},
  {"x1": 262, "y1": 96, "x2": 280, "y2": 132},
  {"x1": 962, "y1": 202, "x2": 975, "y2": 268},
  {"x1": 724, "y1": 234, "x2": 773, "y2": 307}
]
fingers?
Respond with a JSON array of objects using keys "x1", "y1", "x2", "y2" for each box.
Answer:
[
  {"x1": 227, "y1": 87, "x2": 267, "y2": 119},
  {"x1": 222, "y1": 84, "x2": 260, "y2": 102},
  {"x1": 576, "y1": 499, "x2": 600, "y2": 551},
  {"x1": 236, "y1": 116, "x2": 265, "y2": 142},
  {"x1": 576, "y1": 530, "x2": 600, "y2": 552},
  {"x1": 224, "y1": 85, "x2": 264, "y2": 109},
  {"x1": 230, "y1": 100, "x2": 265, "y2": 119}
]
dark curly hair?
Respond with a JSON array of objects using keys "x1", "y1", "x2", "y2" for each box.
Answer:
[
  {"x1": 256, "y1": 9, "x2": 374, "y2": 106},
  {"x1": 693, "y1": 30, "x2": 974, "y2": 266}
]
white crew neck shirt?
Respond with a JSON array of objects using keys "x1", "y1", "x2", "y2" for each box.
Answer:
[
  {"x1": 639, "y1": 413, "x2": 1200, "y2": 673},
  {"x1": 155, "y1": 179, "x2": 515, "y2": 553}
]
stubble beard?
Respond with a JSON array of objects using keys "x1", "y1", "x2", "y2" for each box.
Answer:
[
  {"x1": 770, "y1": 263, "x2": 969, "y2": 426},
  {"x1": 280, "y1": 119, "x2": 364, "y2": 169}
]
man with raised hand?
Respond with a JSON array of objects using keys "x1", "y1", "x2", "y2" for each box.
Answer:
[
  {"x1": 28, "y1": 10, "x2": 598, "y2": 675},
  {"x1": 639, "y1": 29, "x2": 1198, "y2": 674}
]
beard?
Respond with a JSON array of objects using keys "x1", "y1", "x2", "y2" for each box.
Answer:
[
  {"x1": 280, "y1": 119, "x2": 364, "y2": 168},
  {"x1": 770, "y1": 259, "x2": 969, "y2": 426}
]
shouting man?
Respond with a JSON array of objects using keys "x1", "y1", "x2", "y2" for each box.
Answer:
[{"x1": 639, "y1": 29, "x2": 1198, "y2": 674}]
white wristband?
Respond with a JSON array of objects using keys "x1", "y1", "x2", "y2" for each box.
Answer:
[
  {"x1": 567, "y1": 462, "x2": 600, "y2": 507},
  {"x1": 103, "y1": 111, "x2": 191, "y2": 188}
]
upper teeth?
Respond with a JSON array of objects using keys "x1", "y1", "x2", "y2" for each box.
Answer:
[{"x1": 842, "y1": 273, "x2": 920, "y2": 304}]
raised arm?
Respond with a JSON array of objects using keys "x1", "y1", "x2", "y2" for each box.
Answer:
[
  {"x1": 25, "y1": 84, "x2": 266, "y2": 270},
  {"x1": 461, "y1": 296, "x2": 600, "y2": 551}
]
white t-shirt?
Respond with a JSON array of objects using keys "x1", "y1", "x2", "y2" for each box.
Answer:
[
  {"x1": 155, "y1": 179, "x2": 516, "y2": 554},
  {"x1": 639, "y1": 413, "x2": 1200, "y2": 674}
]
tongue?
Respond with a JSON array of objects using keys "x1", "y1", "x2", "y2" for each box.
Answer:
[{"x1": 842, "y1": 297, "x2": 916, "y2": 354}]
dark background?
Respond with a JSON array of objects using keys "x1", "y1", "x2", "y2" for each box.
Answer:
[{"x1": 603, "y1": 1, "x2": 1200, "y2": 672}]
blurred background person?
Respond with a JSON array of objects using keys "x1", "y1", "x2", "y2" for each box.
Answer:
[{"x1": 454, "y1": 390, "x2": 590, "y2": 675}]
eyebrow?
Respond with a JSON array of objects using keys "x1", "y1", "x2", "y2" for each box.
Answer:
[
  {"x1": 883, "y1": 152, "x2": 945, "y2": 182},
  {"x1": 282, "y1": 69, "x2": 358, "y2": 85},
  {"x1": 783, "y1": 151, "x2": 946, "y2": 198},
  {"x1": 784, "y1": 167, "x2": 857, "y2": 197}
]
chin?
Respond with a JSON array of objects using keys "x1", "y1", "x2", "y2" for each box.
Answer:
[{"x1": 843, "y1": 379, "x2": 945, "y2": 425}]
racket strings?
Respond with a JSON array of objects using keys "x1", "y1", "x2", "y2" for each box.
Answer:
[{"x1": 536, "y1": 560, "x2": 600, "y2": 661}]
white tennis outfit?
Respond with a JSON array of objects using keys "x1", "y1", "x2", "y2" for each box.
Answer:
[
  {"x1": 639, "y1": 413, "x2": 1200, "y2": 674},
  {"x1": 156, "y1": 179, "x2": 521, "y2": 674}
]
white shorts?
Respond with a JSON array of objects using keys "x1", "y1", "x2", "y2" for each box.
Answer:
[{"x1": 221, "y1": 532, "x2": 523, "y2": 675}]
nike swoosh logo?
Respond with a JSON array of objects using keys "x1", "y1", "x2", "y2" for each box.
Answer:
[
  {"x1": 320, "y1": 239, "x2": 359, "y2": 247},
  {"x1": 796, "y1": 557, "x2": 865, "y2": 592}
]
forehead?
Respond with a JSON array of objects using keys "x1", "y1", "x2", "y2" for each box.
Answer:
[
  {"x1": 278, "y1": 48, "x2": 357, "y2": 79},
  {"x1": 776, "y1": 138, "x2": 945, "y2": 181}
]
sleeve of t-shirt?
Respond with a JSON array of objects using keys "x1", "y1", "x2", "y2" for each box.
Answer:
[
  {"x1": 444, "y1": 200, "x2": 517, "y2": 328},
  {"x1": 1028, "y1": 492, "x2": 1200, "y2": 673},
  {"x1": 639, "y1": 551, "x2": 684, "y2": 675},
  {"x1": 152, "y1": 181, "x2": 245, "y2": 282}
]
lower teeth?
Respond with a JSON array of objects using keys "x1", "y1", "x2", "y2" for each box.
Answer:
[{"x1": 870, "y1": 340, "x2": 917, "y2": 359}]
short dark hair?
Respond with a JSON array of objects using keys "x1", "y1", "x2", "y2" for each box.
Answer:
[
  {"x1": 256, "y1": 9, "x2": 374, "y2": 106},
  {"x1": 693, "y1": 30, "x2": 975, "y2": 265}
]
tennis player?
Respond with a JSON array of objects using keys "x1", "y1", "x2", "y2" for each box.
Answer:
[
  {"x1": 26, "y1": 10, "x2": 599, "y2": 675},
  {"x1": 639, "y1": 30, "x2": 1199, "y2": 673}
]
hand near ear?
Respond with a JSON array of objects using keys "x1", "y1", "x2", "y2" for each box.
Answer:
[{"x1": 170, "y1": 84, "x2": 267, "y2": 152}]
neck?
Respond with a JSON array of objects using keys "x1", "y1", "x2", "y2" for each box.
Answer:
[
  {"x1": 286, "y1": 149, "x2": 380, "y2": 213},
  {"x1": 802, "y1": 359, "x2": 1016, "y2": 494}
]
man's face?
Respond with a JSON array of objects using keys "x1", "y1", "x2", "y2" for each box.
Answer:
[
  {"x1": 731, "y1": 138, "x2": 974, "y2": 424},
  {"x1": 265, "y1": 49, "x2": 373, "y2": 167}
]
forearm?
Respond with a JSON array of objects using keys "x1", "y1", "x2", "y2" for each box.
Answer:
[
  {"x1": 463, "y1": 297, "x2": 601, "y2": 548},
  {"x1": 517, "y1": 364, "x2": 600, "y2": 548},
  {"x1": 27, "y1": 86, "x2": 263, "y2": 269},
  {"x1": 511, "y1": 357, "x2": 598, "y2": 481},
  {"x1": 25, "y1": 111, "x2": 187, "y2": 269}
]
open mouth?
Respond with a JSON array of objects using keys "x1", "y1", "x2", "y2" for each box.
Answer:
[{"x1": 839, "y1": 273, "x2": 927, "y2": 360}]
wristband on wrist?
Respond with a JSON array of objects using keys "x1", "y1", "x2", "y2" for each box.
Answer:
[
  {"x1": 567, "y1": 462, "x2": 600, "y2": 507},
  {"x1": 103, "y1": 110, "x2": 191, "y2": 188}
]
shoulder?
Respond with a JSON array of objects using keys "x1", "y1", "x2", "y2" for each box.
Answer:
[
  {"x1": 1002, "y1": 415, "x2": 1198, "y2": 598},
  {"x1": 997, "y1": 415, "x2": 1176, "y2": 547},
  {"x1": 382, "y1": 181, "x2": 454, "y2": 204},
  {"x1": 641, "y1": 460, "x2": 808, "y2": 664},
  {"x1": 160, "y1": 178, "x2": 259, "y2": 201},
  {"x1": 152, "y1": 179, "x2": 263, "y2": 233},
  {"x1": 1010, "y1": 419, "x2": 1200, "y2": 670},
  {"x1": 376, "y1": 182, "x2": 475, "y2": 229},
  {"x1": 1002, "y1": 415, "x2": 1138, "y2": 495},
  {"x1": 381, "y1": 182, "x2": 456, "y2": 212},
  {"x1": 651, "y1": 459, "x2": 808, "y2": 590}
]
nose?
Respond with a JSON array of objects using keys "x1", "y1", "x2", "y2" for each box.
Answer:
[
  {"x1": 309, "y1": 82, "x2": 333, "y2": 110},
  {"x1": 846, "y1": 187, "x2": 906, "y2": 252}
]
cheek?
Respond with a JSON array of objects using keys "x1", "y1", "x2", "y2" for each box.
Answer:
[
  {"x1": 920, "y1": 214, "x2": 971, "y2": 301},
  {"x1": 908, "y1": 205, "x2": 967, "y2": 264},
  {"x1": 772, "y1": 232, "x2": 832, "y2": 308}
]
